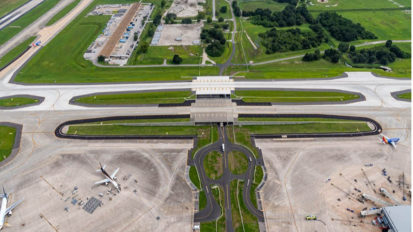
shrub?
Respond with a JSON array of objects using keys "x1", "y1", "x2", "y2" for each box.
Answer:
[{"x1": 172, "y1": 54, "x2": 183, "y2": 64}]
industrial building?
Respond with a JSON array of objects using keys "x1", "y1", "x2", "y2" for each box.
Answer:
[
  {"x1": 381, "y1": 205, "x2": 411, "y2": 232},
  {"x1": 84, "y1": 3, "x2": 153, "y2": 65}
]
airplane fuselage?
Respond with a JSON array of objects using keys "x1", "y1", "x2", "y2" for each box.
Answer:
[
  {"x1": 0, "y1": 196, "x2": 8, "y2": 229},
  {"x1": 101, "y1": 168, "x2": 120, "y2": 192}
]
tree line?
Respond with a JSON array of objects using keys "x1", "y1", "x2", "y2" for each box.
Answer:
[
  {"x1": 317, "y1": 12, "x2": 376, "y2": 42},
  {"x1": 303, "y1": 40, "x2": 410, "y2": 65},
  {"x1": 259, "y1": 27, "x2": 325, "y2": 54},
  {"x1": 242, "y1": 5, "x2": 314, "y2": 27}
]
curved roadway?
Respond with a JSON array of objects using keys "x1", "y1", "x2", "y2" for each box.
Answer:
[{"x1": 193, "y1": 125, "x2": 264, "y2": 231}]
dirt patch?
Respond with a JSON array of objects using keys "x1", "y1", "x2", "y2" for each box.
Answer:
[
  {"x1": 156, "y1": 23, "x2": 202, "y2": 46},
  {"x1": 168, "y1": 0, "x2": 204, "y2": 18}
]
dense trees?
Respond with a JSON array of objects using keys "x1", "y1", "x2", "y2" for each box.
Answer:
[
  {"x1": 201, "y1": 28, "x2": 227, "y2": 57},
  {"x1": 220, "y1": 6, "x2": 227, "y2": 13},
  {"x1": 385, "y1": 40, "x2": 392, "y2": 48},
  {"x1": 172, "y1": 54, "x2": 183, "y2": 64},
  {"x1": 165, "y1": 13, "x2": 177, "y2": 24},
  {"x1": 232, "y1": 1, "x2": 241, "y2": 17},
  {"x1": 182, "y1": 18, "x2": 192, "y2": 24},
  {"x1": 338, "y1": 42, "x2": 350, "y2": 53},
  {"x1": 147, "y1": 24, "x2": 155, "y2": 37},
  {"x1": 348, "y1": 43, "x2": 410, "y2": 65},
  {"x1": 197, "y1": 12, "x2": 205, "y2": 22},
  {"x1": 323, "y1": 49, "x2": 340, "y2": 63},
  {"x1": 302, "y1": 49, "x2": 321, "y2": 62},
  {"x1": 274, "y1": 0, "x2": 298, "y2": 5},
  {"x1": 317, "y1": 12, "x2": 376, "y2": 42},
  {"x1": 259, "y1": 28, "x2": 324, "y2": 54},
  {"x1": 153, "y1": 14, "x2": 161, "y2": 26},
  {"x1": 218, "y1": 17, "x2": 224, "y2": 22},
  {"x1": 243, "y1": 5, "x2": 314, "y2": 27},
  {"x1": 97, "y1": 55, "x2": 106, "y2": 63}
]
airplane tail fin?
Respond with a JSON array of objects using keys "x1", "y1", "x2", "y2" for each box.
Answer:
[
  {"x1": 96, "y1": 162, "x2": 106, "y2": 172},
  {"x1": 2, "y1": 186, "x2": 7, "y2": 199}
]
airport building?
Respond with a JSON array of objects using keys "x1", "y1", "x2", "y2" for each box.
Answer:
[{"x1": 381, "y1": 205, "x2": 411, "y2": 232}]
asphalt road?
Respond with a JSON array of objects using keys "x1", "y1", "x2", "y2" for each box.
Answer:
[
  {"x1": 0, "y1": 0, "x2": 76, "y2": 57},
  {"x1": 193, "y1": 125, "x2": 264, "y2": 231},
  {"x1": 0, "y1": 0, "x2": 44, "y2": 30}
]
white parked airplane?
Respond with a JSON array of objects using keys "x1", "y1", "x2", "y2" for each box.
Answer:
[
  {"x1": 94, "y1": 163, "x2": 121, "y2": 192},
  {"x1": 0, "y1": 187, "x2": 23, "y2": 230}
]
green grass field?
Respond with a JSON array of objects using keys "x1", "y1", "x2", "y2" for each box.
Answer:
[
  {"x1": 199, "y1": 190, "x2": 207, "y2": 210},
  {"x1": 0, "y1": 36, "x2": 35, "y2": 69},
  {"x1": 227, "y1": 119, "x2": 371, "y2": 158},
  {"x1": 14, "y1": 0, "x2": 219, "y2": 83},
  {"x1": 216, "y1": 0, "x2": 232, "y2": 19},
  {"x1": 210, "y1": 41, "x2": 233, "y2": 64},
  {"x1": 228, "y1": 151, "x2": 248, "y2": 175},
  {"x1": 82, "y1": 118, "x2": 190, "y2": 125},
  {"x1": 397, "y1": 91, "x2": 411, "y2": 100},
  {"x1": 204, "y1": 151, "x2": 223, "y2": 180},
  {"x1": 238, "y1": 0, "x2": 287, "y2": 11},
  {"x1": 0, "y1": 96, "x2": 39, "y2": 107},
  {"x1": 250, "y1": 166, "x2": 263, "y2": 208},
  {"x1": 46, "y1": 0, "x2": 81, "y2": 26},
  {"x1": 0, "y1": 0, "x2": 29, "y2": 18},
  {"x1": 239, "y1": 20, "x2": 331, "y2": 63},
  {"x1": 231, "y1": 180, "x2": 259, "y2": 231},
  {"x1": 307, "y1": 0, "x2": 408, "y2": 11},
  {"x1": 189, "y1": 166, "x2": 201, "y2": 189},
  {"x1": 233, "y1": 90, "x2": 360, "y2": 103},
  {"x1": 229, "y1": 58, "x2": 350, "y2": 79},
  {"x1": 201, "y1": 186, "x2": 225, "y2": 232},
  {"x1": 133, "y1": 46, "x2": 202, "y2": 65},
  {"x1": 192, "y1": 125, "x2": 219, "y2": 158},
  {"x1": 0, "y1": 126, "x2": 16, "y2": 162},
  {"x1": 229, "y1": 56, "x2": 410, "y2": 79},
  {"x1": 67, "y1": 124, "x2": 203, "y2": 136},
  {"x1": 0, "y1": 0, "x2": 60, "y2": 46},
  {"x1": 338, "y1": 10, "x2": 411, "y2": 40},
  {"x1": 73, "y1": 91, "x2": 194, "y2": 105}
]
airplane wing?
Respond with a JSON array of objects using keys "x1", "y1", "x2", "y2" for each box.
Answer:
[
  {"x1": 110, "y1": 168, "x2": 119, "y2": 179},
  {"x1": 5, "y1": 199, "x2": 23, "y2": 215},
  {"x1": 391, "y1": 141, "x2": 397, "y2": 148},
  {"x1": 94, "y1": 179, "x2": 110, "y2": 185}
]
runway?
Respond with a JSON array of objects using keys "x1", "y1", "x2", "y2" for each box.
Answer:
[
  {"x1": 0, "y1": 71, "x2": 410, "y2": 111},
  {"x1": 0, "y1": 0, "x2": 45, "y2": 31}
]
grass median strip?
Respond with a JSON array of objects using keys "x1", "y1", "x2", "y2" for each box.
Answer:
[
  {"x1": 397, "y1": 91, "x2": 411, "y2": 100},
  {"x1": 231, "y1": 180, "x2": 259, "y2": 231},
  {"x1": 46, "y1": 0, "x2": 81, "y2": 26},
  {"x1": 0, "y1": 126, "x2": 16, "y2": 162},
  {"x1": 250, "y1": 166, "x2": 263, "y2": 209},
  {"x1": 201, "y1": 186, "x2": 225, "y2": 232},
  {"x1": 0, "y1": 0, "x2": 30, "y2": 18},
  {"x1": 73, "y1": 91, "x2": 195, "y2": 105},
  {"x1": 0, "y1": 96, "x2": 39, "y2": 108},
  {"x1": 228, "y1": 151, "x2": 248, "y2": 175},
  {"x1": 204, "y1": 151, "x2": 223, "y2": 180},
  {"x1": 0, "y1": 0, "x2": 60, "y2": 46},
  {"x1": 0, "y1": 36, "x2": 36, "y2": 69},
  {"x1": 228, "y1": 118, "x2": 372, "y2": 157},
  {"x1": 233, "y1": 90, "x2": 360, "y2": 103},
  {"x1": 189, "y1": 166, "x2": 201, "y2": 189}
]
